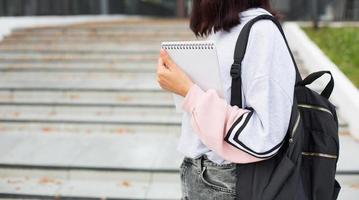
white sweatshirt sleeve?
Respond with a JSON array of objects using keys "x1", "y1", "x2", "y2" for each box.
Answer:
[{"x1": 226, "y1": 20, "x2": 296, "y2": 158}]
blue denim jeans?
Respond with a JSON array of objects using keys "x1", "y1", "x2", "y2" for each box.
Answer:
[{"x1": 180, "y1": 156, "x2": 238, "y2": 200}]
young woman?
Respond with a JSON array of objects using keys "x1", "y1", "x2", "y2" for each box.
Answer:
[{"x1": 157, "y1": 0, "x2": 296, "y2": 199}]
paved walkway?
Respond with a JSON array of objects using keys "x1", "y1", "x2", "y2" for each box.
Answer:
[{"x1": 0, "y1": 19, "x2": 358, "y2": 199}]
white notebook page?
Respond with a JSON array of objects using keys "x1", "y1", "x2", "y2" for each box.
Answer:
[{"x1": 161, "y1": 41, "x2": 224, "y2": 112}]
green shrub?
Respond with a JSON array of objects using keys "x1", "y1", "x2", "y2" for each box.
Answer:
[{"x1": 303, "y1": 27, "x2": 359, "y2": 87}]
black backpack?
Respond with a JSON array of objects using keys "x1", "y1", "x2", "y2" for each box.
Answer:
[{"x1": 229, "y1": 15, "x2": 341, "y2": 200}]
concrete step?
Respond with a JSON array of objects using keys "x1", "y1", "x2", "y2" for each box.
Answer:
[
  {"x1": 0, "y1": 168, "x2": 181, "y2": 200},
  {"x1": 1, "y1": 72, "x2": 156, "y2": 81},
  {"x1": 8, "y1": 30, "x2": 192, "y2": 38},
  {"x1": 0, "y1": 103, "x2": 348, "y2": 131},
  {"x1": 0, "y1": 171, "x2": 357, "y2": 200},
  {"x1": 59, "y1": 19, "x2": 187, "y2": 28},
  {"x1": 14, "y1": 19, "x2": 188, "y2": 28},
  {"x1": 0, "y1": 51, "x2": 159, "y2": 63},
  {"x1": 0, "y1": 43, "x2": 161, "y2": 52},
  {"x1": 337, "y1": 132, "x2": 359, "y2": 173},
  {"x1": 12, "y1": 24, "x2": 189, "y2": 34},
  {"x1": 13, "y1": 22, "x2": 189, "y2": 29},
  {"x1": 0, "y1": 54, "x2": 156, "y2": 63},
  {"x1": 0, "y1": 132, "x2": 182, "y2": 171},
  {"x1": 0, "y1": 52, "x2": 160, "y2": 70},
  {"x1": 2, "y1": 36, "x2": 193, "y2": 44},
  {"x1": 0, "y1": 49, "x2": 159, "y2": 58},
  {"x1": 336, "y1": 175, "x2": 359, "y2": 200},
  {"x1": 0, "y1": 62, "x2": 156, "y2": 72},
  {"x1": 0, "y1": 122, "x2": 180, "y2": 135},
  {"x1": 0, "y1": 90, "x2": 172, "y2": 107},
  {"x1": 15, "y1": 18, "x2": 187, "y2": 27},
  {"x1": 0, "y1": 49, "x2": 158, "y2": 55},
  {"x1": 0, "y1": 72, "x2": 160, "y2": 91},
  {"x1": 0, "y1": 129, "x2": 180, "y2": 198},
  {"x1": 0, "y1": 104, "x2": 180, "y2": 125}
]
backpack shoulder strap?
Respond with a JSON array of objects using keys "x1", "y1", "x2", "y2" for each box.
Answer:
[{"x1": 230, "y1": 14, "x2": 302, "y2": 107}]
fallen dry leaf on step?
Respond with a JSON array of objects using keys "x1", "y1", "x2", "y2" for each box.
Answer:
[
  {"x1": 69, "y1": 94, "x2": 80, "y2": 100},
  {"x1": 48, "y1": 111, "x2": 57, "y2": 116},
  {"x1": 115, "y1": 128, "x2": 128, "y2": 135},
  {"x1": 117, "y1": 96, "x2": 131, "y2": 102},
  {"x1": 42, "y1": 127, "x2": 53, "y2": 133},
  {"x1": 119, "y1": 180, "x2": 131, "y2": 187},
  {"x1": 38, "y1": 176, "x2": 62, "y2": 185}
]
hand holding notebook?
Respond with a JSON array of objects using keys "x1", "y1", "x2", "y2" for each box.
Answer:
[{"x1": 161, "y1": 41, "x2": 224, "y2": 112}]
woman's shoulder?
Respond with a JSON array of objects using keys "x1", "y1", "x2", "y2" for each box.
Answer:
[
  {"x1": 248, "y1": 19, "x2": 280, "y2": 41},
  {"x1": 205, "y1": 15, "x2": 283, "y2": 48}
]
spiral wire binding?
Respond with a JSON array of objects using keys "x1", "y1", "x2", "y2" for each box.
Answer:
[{"x1": 162, "y1": 42, "x2": 214, "y2": 50}]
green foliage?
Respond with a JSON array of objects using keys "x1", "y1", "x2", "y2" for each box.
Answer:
[{"x1": 303, "y1": 27, "x2": 359, "y2": 87}]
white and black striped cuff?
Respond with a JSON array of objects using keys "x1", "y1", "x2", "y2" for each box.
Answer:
[{"x1": 224, "y1": 108, "x2": 284, "y2": 159}]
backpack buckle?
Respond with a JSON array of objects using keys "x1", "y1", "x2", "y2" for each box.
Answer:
[{"x1": 230, "y1": 63, "x2": 241, "y2": 79}]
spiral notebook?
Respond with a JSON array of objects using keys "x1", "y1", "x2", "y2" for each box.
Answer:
[{"x1": 161, "y1": 41, "x2": 224, "y2": 112}]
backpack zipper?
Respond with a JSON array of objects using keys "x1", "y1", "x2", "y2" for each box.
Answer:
[
  {"x1": 297, "y1": 105, "x2": 338, "y2": 159},
  {"x1": 301, "y1": 152, "x2": 337, "y2": 159},
  {"x1": 297, "y1": 104, "x2": 333, "y2": 117},
  {"x1": 289, "y1": 113, "x2": 301, "y2": 143}
]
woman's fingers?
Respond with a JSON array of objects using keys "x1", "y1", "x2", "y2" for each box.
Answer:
[
  {"x1": 157, "y1": 57, "x2": 163, "y2": 71},
  {"x1": 160, "y1": 49, "x2": 175, "y2": 68},
  {"x1": 157, "y1": 57, "x2": 168, "y2": 87},
  {"x1": 157, "y1": 57, "x2": 168, "y2": 73}
]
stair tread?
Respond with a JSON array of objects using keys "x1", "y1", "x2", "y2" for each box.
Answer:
[
  {"x1": 0, "y1": 90, "x2": 173, "y2": 106},
  {"x1": 0, "y1": 44, "x2": 162, "y2": 51},
  {"x1": 0, "y1": 71, "x2": 157, "y2": 80},
  {"x1": 337, "y1": 133, "x2": 359, "y2": 172},
  {"x1": 0, "y1": 132, "x2": 182, "y2": 170},
  {"x1": 0, "y1": 122, "x2": 180, "y2": 135},
  {"x1": 9, "y1": 30, "x2": 192, "y2": 36},
  {"x1": 13, "y1": 25, "x2": 189, "y2": 33},
  {"x1": 0, "y1": 83, "x2": 159, "y2": 91},
  {"x1": 0, "y1": 53, "x2": 159, "y2": 60},
  {"x1": 335, "y1": 175, "x2": 359, "y2": 200},
  {"x1": 1, "y1": 171, "x2": 358, "y2": 200},
  {"x1": 0, "y1": 168, "x2": 181, "y2": 199},
  {"x1": 0, "y1": 105, "x2": 180, "y2": 124},
  {"x1": 2, "y1": 36, "x2": 193, "y2": 43}
]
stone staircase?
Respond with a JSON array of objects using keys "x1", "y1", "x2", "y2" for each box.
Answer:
[
  {"x1": 0, "y1": 18, "x2": 194, "y2": 200},
  {"x1": 0, "y1": 18, "x2": 358, "y2": 199}
]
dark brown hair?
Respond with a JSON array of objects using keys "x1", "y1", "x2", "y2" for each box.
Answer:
[{"x1": 190, "y1": 0, "x2": 278, "y2": 37}]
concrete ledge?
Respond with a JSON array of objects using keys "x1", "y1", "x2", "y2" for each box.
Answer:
[{"x1": 284, "y1": 22, "x2": 359, "y2": 139}]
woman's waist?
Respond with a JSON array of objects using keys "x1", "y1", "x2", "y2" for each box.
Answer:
[{"x1": 183, "y1": 155, "x2": 237, "y2": 169}]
